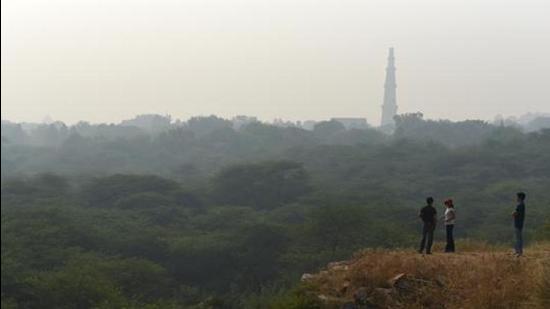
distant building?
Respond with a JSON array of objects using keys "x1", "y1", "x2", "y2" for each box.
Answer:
[
  {"x1": 494, "y1": 112, "x2": 550, "y2": 132},
  {"x1": 300, "y1": 120, "x2": 318, "y2": 131},
  {"x1": 331, "y1": 118, "x2": 369, "y2": 130},
  {"x1": 42, "y1": 115, "x2": 54, "y2": 125},
  {"x1": 381, "y1": 47, "x2": 398, "y2": 127},
  {"x1": 231, "y1": 115, "x2": 259, "y2": 129},
  {"x1": 525, "y1": 116, "x2": 550, "y2": 132},
  {"x1": 272, "y1": 118, "x2": 299, "y2": 128}
]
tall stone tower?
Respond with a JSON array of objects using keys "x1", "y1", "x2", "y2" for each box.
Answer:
[{"x1": 381, "y1": 47, "x2": 398, "y2": 127}]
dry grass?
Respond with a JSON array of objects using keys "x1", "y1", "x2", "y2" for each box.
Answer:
[
  {"x1": 535, "y1": 249, "x2": 550, "y2": 308},
  {"x1": 304, "y1": 241, "x2": 550, "y2": 308}
]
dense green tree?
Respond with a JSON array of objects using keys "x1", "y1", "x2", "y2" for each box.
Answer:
[
  {"x1": 313, "y1": 120, "x2": 346, "y2": 139},
  {"x1": 307, "y1": 205, "x2": 371, "y2": 258},
  {"x1": 187, "y1": 116, "x2": 232, "y2": 137},
  {"x1": 212, "y1": 161, "x2": 310, "y2": 209},
  {"x1": 1, "y1": 117, "x2": 549, "y2": 308},
  {"x1": 82, "y1": 174, "x2": 179, "y2": 208}
]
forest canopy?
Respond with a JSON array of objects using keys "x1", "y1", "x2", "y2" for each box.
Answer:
[{"x1": 2, "y1": 115, "x2": 550, "y2": 308}]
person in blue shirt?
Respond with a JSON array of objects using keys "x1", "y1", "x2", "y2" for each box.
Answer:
[{"x1": 512, "y1": 192, "x2": 526, "y2": 257}]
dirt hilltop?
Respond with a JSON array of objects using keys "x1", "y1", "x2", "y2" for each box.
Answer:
[{"x1": 297, "y1": 242, "x2": 550, "y2": 309}]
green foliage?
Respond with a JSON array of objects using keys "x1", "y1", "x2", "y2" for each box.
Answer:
[
  {"x1": 114, "y1": 192, "x2": 175, "y2": 209},
  {"x1": 308, "y1": 205, "x2": 370, "y2": 257},
  {"x1": 1, "y1": 173, "x2": 70, "y2": 207},
  {"x1": 1, "y1": 118, "x2": 550, "y2": 307},
  {"x1": 265, "y1": 284, "x2": 321, "y2": 309},
  {"x1": 313, "y1": 120, "x2": 346, "y2": 138},
  {"x1": 213, "y1": 160, "x2": 310, "y2": 209},
  {"x1": 83, "y1": 174, "x2": 180, "y2": 208},
  {"x1": 22, "y1": 257, "x2": 128, "y2": 309},
  {"x1": 394, "y1": 113, "x2": 498, "y2": 147},
  {"x1": 17, "y1": 253, "x2": 171, "y2": 308}
]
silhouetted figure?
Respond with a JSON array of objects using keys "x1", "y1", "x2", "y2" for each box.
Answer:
[
  {"x1": 513, "y1": 192, "x2": 526, "y2": 256},
  {"x1": 419, "y1": 197, "x2": 437, "y2": 254},
  {"x1": 443, "y1": 199, "x2": 456, "y2": 253}
]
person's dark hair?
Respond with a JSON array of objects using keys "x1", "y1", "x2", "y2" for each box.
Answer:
[
  {"x1": 426, "y1": 197, "x2": 434, "y2": 205},
  {"x1": 444, "y1": 199, "x2": 454, "y2": 208},
  {"x1": 517, "y1": 192, "x2": 526, "y2": 201}
]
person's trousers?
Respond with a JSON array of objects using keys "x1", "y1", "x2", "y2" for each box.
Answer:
[
  {"x1": 514, "y1": 228, "x2": 523, "y2": 255},
  {"x1": 419, "y1": 224, "x2": 435, "y2": 254},
  {"x1": 445, "y1": 224, "x2": 455, "y2": 252}
]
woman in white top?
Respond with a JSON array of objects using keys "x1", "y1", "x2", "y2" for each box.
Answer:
[{"x1": 443, "y1": 199, "x2": 456, "y2": 253}]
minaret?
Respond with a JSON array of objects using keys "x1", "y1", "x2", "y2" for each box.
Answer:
[{"x1": 381, "y1": 47, "x2": 398, "y2": 127}]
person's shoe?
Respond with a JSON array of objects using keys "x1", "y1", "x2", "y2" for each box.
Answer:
[{"x1": 426, "y1": 252, "x2": 432, "y2": 255}]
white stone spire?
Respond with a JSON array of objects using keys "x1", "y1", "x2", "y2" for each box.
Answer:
[{"x1": 381, "y1": 47, "x2": 398, "y2": 127}]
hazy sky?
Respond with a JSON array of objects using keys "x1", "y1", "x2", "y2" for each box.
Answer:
[{"x1": 2, "y1": 0, "x2": 549, "y2": 125}]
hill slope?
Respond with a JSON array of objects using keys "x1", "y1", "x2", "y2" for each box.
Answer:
[{"x1": 295, "y1": 242, "x2": 550, "y2": 309}]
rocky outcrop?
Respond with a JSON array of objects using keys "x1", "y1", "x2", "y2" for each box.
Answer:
[
  {"x1": 296, "y1": 252, "x2": 439, "y2": 308},
  {"x1": 298, "y1": 247, "x2": 549, "y2": 308},
  {"x1": 300, "y1": 259, "x2": 437, "y2": 308}
]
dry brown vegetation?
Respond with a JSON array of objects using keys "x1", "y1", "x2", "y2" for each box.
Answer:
[{"x1": 300, "y1": 241, "x2": 550, "y2": 309}]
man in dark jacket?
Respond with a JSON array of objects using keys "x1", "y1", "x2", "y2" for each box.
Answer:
[
  {"x1": 419, "y1": 197, "x2": 437, "y2": 254},
  {"x1": 512, "y1": 192, "x2": 526, "y2": 257}
]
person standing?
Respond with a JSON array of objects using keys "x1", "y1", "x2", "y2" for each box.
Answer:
[
  {"x1": 419, "y1": 197, "x2": 437, "y2": 255},
  {"x1": 443, "y1": 199, "x2": 456, "y2": 253},
  {"x1": 512, "y1": 192, "x2": 526, "y2": 257}
]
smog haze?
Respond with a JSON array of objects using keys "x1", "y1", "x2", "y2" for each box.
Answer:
[{"x1": 2, "y1": 0, "x2": 549, "y2": 124}]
